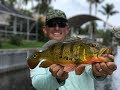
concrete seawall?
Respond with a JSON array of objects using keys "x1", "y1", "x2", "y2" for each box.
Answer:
[{"x1": 0, "y1": 48, "x2": 39, "y2": 73}]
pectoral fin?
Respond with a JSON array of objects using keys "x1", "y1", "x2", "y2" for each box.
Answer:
[
  {"x1": 98, "y1": 48, "x2": 108, "y2": 57},
  {"x1": 40, "y1": 60, "x2": 53, "y2": 68}
]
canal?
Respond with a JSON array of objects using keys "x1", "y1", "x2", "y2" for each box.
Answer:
[{"x1": 0, "y1": 68, "x2": 36, "y2": 90}]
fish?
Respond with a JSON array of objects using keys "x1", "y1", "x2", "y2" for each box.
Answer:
[{"x1": 27, "y1": 39, "x2": 113, "y2": 71}]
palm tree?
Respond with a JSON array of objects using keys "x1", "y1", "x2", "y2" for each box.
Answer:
[
  {"x1": 99, "y1": 3, "x2": 119, "y2": 28},
  {"x1": 87, "y1": 0, "x2": 104, "y2": 15},
  {"x1": 99, "y1": 3, "x2": 119, "y2": 46},
  {"x1": 94, "y1": 0, "x2": 104, "y2": 15},
  {"x1": 23, "y1": 0, "x2": 34, "y2": 9},
  {"x1": 87, "y1": 0, "x2": 95, "y2": 15},
  {"x1": 33, "y1": 0, "x2": 53, "y2": 15},
  {"x1": 86, "y1": 0, "x2": 97, "y2": 41}
]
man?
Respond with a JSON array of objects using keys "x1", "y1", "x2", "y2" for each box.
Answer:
[{"x1": 30, "y1": 9, "x2": 117, "y2": 90}]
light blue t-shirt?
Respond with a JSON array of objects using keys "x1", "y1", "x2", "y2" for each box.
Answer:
[{"x1": 30, "y1": 65, "x2": 105, "y2": 90}]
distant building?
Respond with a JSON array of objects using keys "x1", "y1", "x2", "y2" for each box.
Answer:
[
  {"x1": 0, "y1": 13, "x2": 9, "y2": 25},
  {"x1": 0, "y1": 4, "x2": 38, "y2": 40},
  {"x1": 96, "y1": 38, "x2": 103, "y2": 43}
]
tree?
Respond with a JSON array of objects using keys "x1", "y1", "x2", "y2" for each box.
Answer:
[
  {"x1": 0, "y1": 0, "x2": 17, "y2": 7},
  {"x1": 102, "y1": 30, "x2": 113, "y2": 46},
  {"x1": 15, "y1": 0, "x2": 32, "y2": 10},
  {"x1": 87, "y1": 0, "x2": 104, "y2": 15},
  {"x1": 33, "y1": 0, "x2": 53, "y2": 15},
  {"x1": 94, "y1": 0, "x2": 104, "y2": 15},
  {"x1": 86, "y1": 0, "x2": 97, "y2": 41},
  {"x1": 99, "y1": 3, "x2": 119, "y2": 28},
  {"x1": 37, "y1": 16, "x2": 47, "y2": 42},
  {"x1": 87, "y1": 0, "x2": 95, "y2": 15}
]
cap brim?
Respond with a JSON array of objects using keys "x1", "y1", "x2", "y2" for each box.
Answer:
[{"x1": 46, "y1": 17, "x2": 67, "y2": 22}]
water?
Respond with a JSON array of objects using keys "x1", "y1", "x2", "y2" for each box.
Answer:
[{"x1": 0, "y1": 68, "x2": 35, "y2": 90}]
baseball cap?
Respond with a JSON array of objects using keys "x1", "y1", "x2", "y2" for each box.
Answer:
[{"x1": 46, "y1": 9, "x2": 67, "y2": 22}]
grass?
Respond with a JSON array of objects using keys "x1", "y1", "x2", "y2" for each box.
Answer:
[{"x1": 0, "y1": 40, "x2": 45, "y2": 49}]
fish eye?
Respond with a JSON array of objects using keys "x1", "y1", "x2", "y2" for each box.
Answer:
[{"x1": 33, "y1": 54, "x2": 37, "y2": 58}]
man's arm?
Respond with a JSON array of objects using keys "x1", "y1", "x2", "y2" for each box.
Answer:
[
  {"x1": 49, "y1": 64, "x2": 68, "y2": 84},
  {"x1": 30, "y1": 65, "x2": 63, "y2": 90}
]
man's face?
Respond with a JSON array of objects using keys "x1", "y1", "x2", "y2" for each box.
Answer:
[{"x1": 43, "y1": 18, "x2": 70, "y2": 40}]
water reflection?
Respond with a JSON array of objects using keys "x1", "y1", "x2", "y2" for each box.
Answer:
[{"x1": 0, "y1": 68, "x2": 35, "y2": 90}]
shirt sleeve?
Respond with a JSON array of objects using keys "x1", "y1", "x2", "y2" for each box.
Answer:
[
  {"x1": 30, "y1": 64, "x2": 64, "y2": 90},
  {"x1": 30, "y1": 41, "x2": 66, "y2": 90},
  {"x1": 85, "y1": 65, "x2": 107, "y2": 81}
]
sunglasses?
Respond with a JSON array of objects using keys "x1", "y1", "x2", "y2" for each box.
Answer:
[{"x1": 46, "y1": 21, "x2": 67, "y2": 28}]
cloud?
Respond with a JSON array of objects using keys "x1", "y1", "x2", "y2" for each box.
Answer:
[
  {"x1": 51, "y1": 0, "x2": 120, "y2": 26},
  {"x1": 51, "y1": 0, "x2": 89, "y2": 18}
]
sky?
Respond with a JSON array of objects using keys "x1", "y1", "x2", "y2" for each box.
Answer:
[
  {"x1": 50, "y1": 0, "x2": 120, "y2": 27},
  {"x1": 24, "y1": 0, "x2": 120, "y2": 28}
]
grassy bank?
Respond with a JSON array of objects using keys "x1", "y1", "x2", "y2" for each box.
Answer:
[{"x1": 0, "y1": 40, "x2": 45, "y2": 49}]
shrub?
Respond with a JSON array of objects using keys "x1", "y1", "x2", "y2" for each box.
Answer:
[{"x1": 9, "y1": 35, "x2": 23, "y2": 46}]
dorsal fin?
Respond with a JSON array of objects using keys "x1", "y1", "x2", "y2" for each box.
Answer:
[{"x1": 40, "y1": 40, "x2": 59, "y2": 51}]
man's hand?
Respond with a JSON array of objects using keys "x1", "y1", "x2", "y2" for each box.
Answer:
[
  {"x1": 92, "y1": 55, "x2": 117, "y2": 76},
  {"x1": 75, "y1": 64, "x2": 85, "y2": 75},
  {"x1": 49, "y1": 64, "x2": 68, "y2": 83}
]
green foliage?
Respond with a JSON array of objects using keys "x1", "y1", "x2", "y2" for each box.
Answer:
[
  {"x1": 0, "y1": 40, "x2": 44, "y2": 49},
  {"x1": 99, "y1": 3, "x2": 119, "y2": 16},
  {"x1": 0, "y1": 0, "x2": 16, "y2": 6},
  {"x1": 19, "y1": 9, "x2": 32, "y2": 17},
  {"x1": 32, "y1": 0, "x2": 53, "y2": 15},
  {"x1": 0, "y1": 40, "x2": 2, "y2": 48},
  {"x1": 96, "y1": 29, "x2": 105, "y2": 38},
  {"x1": 37, "y1": 17, "x2": 48, "y2": 42},
  {"x1": 79, "y1": 27, "x2": 89, "y2": 34},
  {"x1": 102, "y1": 30, "x2": 112, "y2": 46},
  {"x1": 115, "y1": 37, "x2": 120, "y2": 45},
  {"x1": 9, "y1": 35, "x2": 23, "y2": 46}
]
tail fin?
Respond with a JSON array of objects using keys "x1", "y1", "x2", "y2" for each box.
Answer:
[{"x1": 27, "y1": 52, "x2": 42, "y2": 69}]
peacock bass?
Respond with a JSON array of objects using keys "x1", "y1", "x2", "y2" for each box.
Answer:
[{"x1": 27, "y1": 39, "x2": 113, "y2": 71}]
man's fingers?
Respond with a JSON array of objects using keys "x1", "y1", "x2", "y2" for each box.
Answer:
[
  {"x1": 49, "y1": 64, "x2": 63, "y2": 76},
  {"x1": 75, "y1": 65, "x2": 85, "y2": 75},
  {"x1": 57, "y1": 67, "x2": 64, "y2": 77},
  {"x1": 100, "y1": 62, "x2": 113, "y2": 75},
  {"x1": 93, "y1": 63, "x2": 106, "y2": 76},
  {"x1": 107, "y1": 62, "x2": 117, "y2": 71},
  {"x1": 50, "y1": 64, "x2": 58, "y2": 70},
  {"x1": 92, "y1": 64, "x2": 101, "y2": 76},
  {"x1": 92, "y1": 62, "x2": 117, "y2": 76},
  {"x1": 49, "y1": 64, "x2": 68, "y2": 81}
]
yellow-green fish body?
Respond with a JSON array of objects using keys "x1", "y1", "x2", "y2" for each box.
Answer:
[{"x1": 27, "y1": 39, "x2": 113, "y2": 69}]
